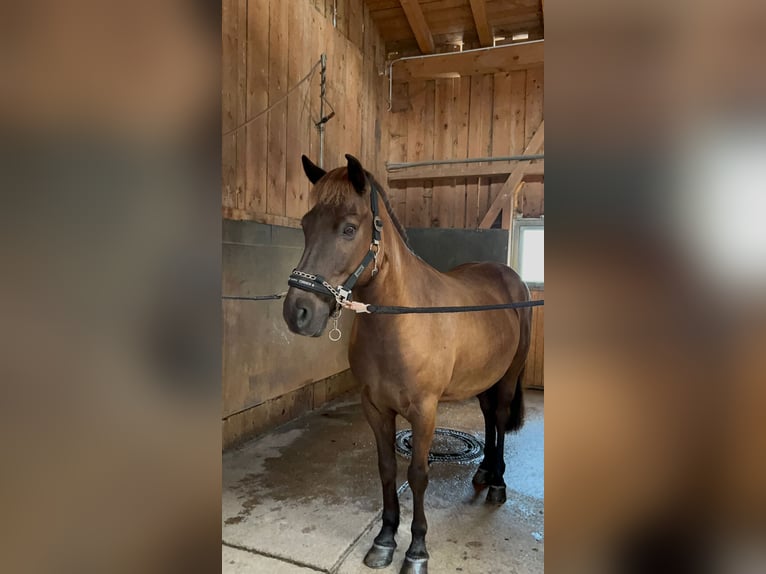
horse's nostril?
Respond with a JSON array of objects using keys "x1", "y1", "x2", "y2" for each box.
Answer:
[{"x1": 296, "y1": 305, "x2": 310, "y2": 328}]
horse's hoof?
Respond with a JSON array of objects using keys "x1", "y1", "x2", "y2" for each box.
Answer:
[
  {"x1": 364, "y1": 543, "x2": 396, "y2": 569},
  {"x1": 399, "y1": 555, "x2": 428, "y2": 574},
  {"x1": 472, "y1": 468, "x2": 492, "y2": 488},
  {"x1": 486, "y1": 485, "x2": 507, "y2": 504}
]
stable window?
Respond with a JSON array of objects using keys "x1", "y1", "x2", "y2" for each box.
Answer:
[{"x1": 511, "y1": 219, "x2": 544, "y2": 286}]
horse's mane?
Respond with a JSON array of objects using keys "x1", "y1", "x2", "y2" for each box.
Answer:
[
  {"x1": 367, "y1": 172, "x2": 411, "y2": 249},
  {"x1": 314, "y1": 167, "x2": 411, "y2": 249}
]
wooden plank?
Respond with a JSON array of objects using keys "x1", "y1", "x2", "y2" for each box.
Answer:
[
  {"x1": 521, "y1": 181, "x2": 545, "y2": 218},
  {"x1": 509, "y1": 69, "x2": 526, "y2": 157},
  {"x1": 423, "y1": 79, "x2": 436, "y2": 226},
  {"x1": 399, "y1": 0, "x2": 436, "y2": 54},
  {"x1": 465, "y1": 76, "x2": 481, "y2": 227},
  {"x1": 223, "y1": 133, "x2": 237, "y2": 208},
  {"x1": 453, "y1": 75, "x2": 471, "y2": 228},
  {"x1": 465, "y1": 75, "x2": 492, "y2": 228},
  {"x1": 388, "y1": 82, "x2": 409, "y2": 221},
  {"x1": 502, "y1": 178, "x2": 524, "y2": 230},
  {"x1": 432, "y1": 78, "x2": 455, "y2": 228},
  {"x1": 479, "y1": 120, "x2": 544, "y2": 228},
  {"x1": 405, "y1": 80, "x2": 431, "y2": 227},
  {"x1": 308, "y1": 8, "x2": 326, "y2": 185},
  {"x1": 525, "y1": 66, "x2": 544, "y2": 148},
  {"x1": 245, "y1": 0, "x2": 270, "y2": 214},
  {"x1": 489, "y1": 71, "x2": 512, "y2": 209},
  {"x1": 396, "y1": 40, "x2": 543, "y2": 80},
  {"x1": 387, "y1": 161, "x2": 543, "y2": 181},
  {"x1": 468, "y1": 0, "x2": 493, "y2": 47},
  {"x1": 348, "y1": 0, "x2": 364, "y2": 48},
  {"x1": 523, "y1": 289, "x2": 544, "y2": 388},
  {"x1": 360, "y1": 2, "x2": 375, "y2": 169},
  {"x1": 285, "y1": 0, "x2": 305, "y2": 220},
  {"x1": 234, "y1": 0, "x2": 248, "y2": 210},
  {"x1": 325, "y1": 32, "x2": 346, "y2": 167},
  {"x1": 477, "y1": 74, "x2": 493, "y2": 224},
  {"x1": 336, "y1": 0, "x2": 348, "y2": 38},
  {"x1": 300, "y1": 5, "x2": 316, "y2": 216},
  {"x1": 222, "y1": 207, "x2": 302, "y2": 228},
  {"x1": 267, "y1": 0, "x2": 289, "y2": 216},
  {"x1": 347, "y1": 47, "x2": 364, "y2": 159},
  {"x1": 222, "y1": 0, "x2": 237, "y2": 134},
  {"x1": 526, "y1": 292, "x2": 539, "y2": 386},
  {"x1": 534, "y1": 291, "x2": 544, "y2": 387},
  {"x1": 222, "y1": 0, "x2": 237, "y2": 208}
]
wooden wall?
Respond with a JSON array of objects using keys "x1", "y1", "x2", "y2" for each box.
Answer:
[
  {"x1": 387, "y1": 66, "x2": 544, "y2": 229},
  {"x1": 222, "y1": 0, "x2": 391, "y2": 226},
  {"x1": 523, "y1": 287, "x2": 544, "y2": 389}
]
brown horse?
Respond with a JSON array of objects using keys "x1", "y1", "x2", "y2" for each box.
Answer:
[{"x1": 283, "y1": 154, "x2": 532, "y2": 574}]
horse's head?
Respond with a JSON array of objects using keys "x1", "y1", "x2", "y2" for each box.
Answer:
[{"x1": 283, "y1": 154, "x2": 378, "y2": 337}]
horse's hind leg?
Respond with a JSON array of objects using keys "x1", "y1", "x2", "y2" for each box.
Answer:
[
  {"x1": 472, "y1": 386, "x2": 498, "y2": 489},
  {"x1": 361, "y1": 389, "x2": 399, "y2": 569},
  {"x1": 486, "y1": 368, "x2": 525, "y2": 505}
]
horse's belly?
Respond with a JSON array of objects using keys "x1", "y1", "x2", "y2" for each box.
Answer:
[
  {"x1": 440, "y1": 362, "x2": 511, "y2": 401},
  {"x1": 440, "y1": 319, "x2": 519, "y2": 401}
]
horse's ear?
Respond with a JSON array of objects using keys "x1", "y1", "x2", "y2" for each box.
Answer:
[
  {"x1": 345, "y1": 154, "x2": 367, "y2": 194},
  {"x1": 302, "y1": 155, "x2": 326, "y2": 184}
]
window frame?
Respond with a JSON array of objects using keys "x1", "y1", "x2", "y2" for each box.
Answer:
[{"x1": 510, "y1": 216, "x2": 544, "y2": 288}]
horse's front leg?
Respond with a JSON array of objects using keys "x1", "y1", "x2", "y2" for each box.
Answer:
[
  {"x1": 361, "y1": 388, "x2": 399, "y2": 569},
  {"x1": 401, "y1": 401, "x2": 437, "y2": 574}
]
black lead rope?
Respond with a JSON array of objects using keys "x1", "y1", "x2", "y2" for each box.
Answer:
[
  {"x1": 222, "y1": 294, "x2": 285, "y2": 301},
  {"x1": 363, "y1": 300, "x2": 545, "y2": 314},
  {"x1": 222, "y1": 293, "x2": 544, "y2": 313}
]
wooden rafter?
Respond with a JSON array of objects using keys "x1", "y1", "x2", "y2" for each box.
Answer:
[
  {"x1": 468, "y1": 0, "x2": 493, "y2": 47},
  {"x1": 399, "y1": 0, "x2": 435, "y2": 54},
  {"x1": 479, "y1": 121, "x2": 544, "y2": 228},
  {"x1": 396, "y1": 40, "x2": 543, "y2": 80}
]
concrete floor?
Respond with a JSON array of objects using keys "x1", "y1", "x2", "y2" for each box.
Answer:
[{"x1": 222, "y1": 389, "x2": 544, "y2": 574}]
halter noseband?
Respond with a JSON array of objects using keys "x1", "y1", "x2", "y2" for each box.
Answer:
[{"x1": 288, "y1": 181, "x2": 383, "y2": 306}]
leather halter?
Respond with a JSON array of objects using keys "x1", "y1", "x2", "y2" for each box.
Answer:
[{"x1": 288, "y1": 180, "x2": 383, "y2": 306}]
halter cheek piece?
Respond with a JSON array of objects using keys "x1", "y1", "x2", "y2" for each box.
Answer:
[{"x1": 288, "y1": 182, "x2": 383, "y2": 307}]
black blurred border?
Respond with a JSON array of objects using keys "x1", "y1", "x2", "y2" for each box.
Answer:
[{"x1": 0, "y1": 1, "x2": 222, "y2": 572}]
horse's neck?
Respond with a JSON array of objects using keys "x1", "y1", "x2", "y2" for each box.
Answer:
[{"x1": 357, "y1": 203, "x2": 433, "y2": 305}]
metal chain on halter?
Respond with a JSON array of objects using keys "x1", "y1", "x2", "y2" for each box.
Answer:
[{"x1": 289, "y1": 270, "x2": 345, "y2": 341}]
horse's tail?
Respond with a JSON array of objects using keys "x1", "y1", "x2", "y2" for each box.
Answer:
[{"x1": 506, "y1": 370, "x2": 525, "y2": 433}]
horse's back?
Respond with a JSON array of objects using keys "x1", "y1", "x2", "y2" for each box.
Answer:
[{"x1": 446, "y1": 261, "x2": 530, "y2": 304}]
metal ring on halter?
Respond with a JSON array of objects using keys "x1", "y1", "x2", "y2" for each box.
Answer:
[{"x1": 328, "y1": 309, "x2": 342, "y2": 341}]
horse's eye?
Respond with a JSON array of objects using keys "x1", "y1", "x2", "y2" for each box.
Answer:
[{"x1": 343, "y1": 225, "x2": 357, "y2": 238}]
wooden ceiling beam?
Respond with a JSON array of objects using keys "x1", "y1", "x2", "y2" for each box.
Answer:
[
  {"x1": 395, "y1": 40, "x2": 543, "y2": 80},
  {"x1": 399, "y1": 0, "x2": 435, "y2": 54},
  {"x1": 468, "y1": 0, "x2": 494, "y2": 47}
]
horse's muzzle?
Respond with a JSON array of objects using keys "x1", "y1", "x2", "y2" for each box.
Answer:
[{"x1": 282, "y1": 289, "x2": 332, "y2": 337}]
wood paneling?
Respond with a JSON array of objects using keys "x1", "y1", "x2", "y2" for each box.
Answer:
[
  {"x1": 387, "y1": 64, "x2": 543, "y2": 229},
  {"x1": 522, "y1": 288, "x2": 544, "y2": 389},
  {"x1": 222, "y1": 0, "x2": 391, "y2": 226}
]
